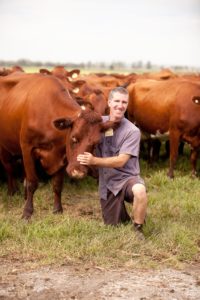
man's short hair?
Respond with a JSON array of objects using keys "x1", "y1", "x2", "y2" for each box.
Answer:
[{"x1": 108, "y1": 86, "x2": 129, "y2": 101}]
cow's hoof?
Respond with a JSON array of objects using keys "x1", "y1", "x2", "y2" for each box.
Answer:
[
  {"x1": 53, "y1": 208, "x2": 63, "y2": 214},
  {"x1": 167, "y1": 173, "x2": 174, "y2": 179},
  {"x1": 8, "y1": 188, "x2": 18, "y2": 196},
  {"x1": 21, "y1": 215, "x2": 31, "y2": 222},
  {"x1": 21, "y1": 210, "x2": 33, "y2": 220}
]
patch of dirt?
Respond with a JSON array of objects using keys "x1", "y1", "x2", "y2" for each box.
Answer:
[{"x1": 0, "y1": 260, "x2": 200, "y2": 300}]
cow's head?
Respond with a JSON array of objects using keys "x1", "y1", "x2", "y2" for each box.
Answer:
[{"x1": 53, "y1": 109, "x2": 118, "y2": 179}]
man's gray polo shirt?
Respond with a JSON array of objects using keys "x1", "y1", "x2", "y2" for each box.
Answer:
[{"x1": 96, "y1": 116, "x2": 141, "y2": 200}]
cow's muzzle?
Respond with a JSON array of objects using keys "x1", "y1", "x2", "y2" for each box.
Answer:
[{"x1": 71, "y1": 169, "x2": 85, "y2": 179}]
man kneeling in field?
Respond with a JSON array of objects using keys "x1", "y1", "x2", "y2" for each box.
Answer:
[{"x1": 77, "y1": 87, "x2": 148, "y2": 240}]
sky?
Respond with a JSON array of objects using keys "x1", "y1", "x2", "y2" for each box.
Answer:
[{"x1": 0, "y1": 0, "x2": 200, "y2": 67}]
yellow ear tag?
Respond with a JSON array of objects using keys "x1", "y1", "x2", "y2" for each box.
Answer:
[{"x1": 105, "y1": 128, "x2": 114, "y2": 137}]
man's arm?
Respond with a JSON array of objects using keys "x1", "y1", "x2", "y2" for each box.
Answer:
[{"x1": 77, "y1": 152, "x2": 131, "y2": 168}]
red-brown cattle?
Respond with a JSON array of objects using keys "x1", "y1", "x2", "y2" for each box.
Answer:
[
  {"x1": 78, "y1": 72, "x2": 135, "y2": 89},
  {"x1": 40, "y1": 68, "x2": 110, "y2": 115},
  {"x1": 39, "y1": 65, "x2": 80, "y2": 79},
  {"x1": 73, "y1": 73, "x2": 131, "y2": 115},
  {"x1": 141, "y1": 68, "x2": 178, "y2": 81},
  {"x1": 39, "y1": 66, "x2": 85, "y2": 96},
  {"x1": 39, "y1": 67, "x2": 108, "y2": 114},
  {"x1": 188, "y1": 96, "x2": 200, "y2": 175},
  {"x1": 127, "y1": 79, "x2": 200, "y2": 178},
  {"x1": 74, "y1": 70, "x2": 178, "y2": 116},
  {"x1": 76, "y1": 90, "x2": 109, "y2": 115},
  {"x1": 0, "y1": 65, "x2": 24, "y2": 76},
  {"x1": 0, "y1": 73, "x2": 116, "y2": 219},
  {"x1": 180, "y1": 72, "x2": 200, "y2": 82}
]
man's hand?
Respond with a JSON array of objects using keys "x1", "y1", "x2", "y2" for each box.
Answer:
[
  {"x1": 77, "y1": 152, "x2": 130, "y2": 168},
  {"x1": 77, "y1": 152, "x2": 94, "y2": 165}
]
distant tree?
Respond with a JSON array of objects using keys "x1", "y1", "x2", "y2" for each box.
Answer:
[
  {"x1": 109, "y1": 64, "x2": 114, "y2": 70},
  {"x1": 136, "y1": 60, "x2": 143, "y2": 68},
  {"x1": 146, "y1": 61, "x2": 152, "y2": 69},
  {"x1": 99, "y1": 62, "x2": 106, "y2": 69}
]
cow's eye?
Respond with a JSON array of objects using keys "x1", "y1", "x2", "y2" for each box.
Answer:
[{"x1": 71, "y1": 136, "x2": 78, "y2": 144}]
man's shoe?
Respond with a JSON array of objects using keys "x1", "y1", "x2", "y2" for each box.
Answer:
[{"x1": 133, "y1": 223, "x2": 145, "y2": 241}]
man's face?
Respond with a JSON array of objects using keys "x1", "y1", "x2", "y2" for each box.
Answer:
[{"x1": 108, "y1": 92, "x2": 129, "y2": 121}]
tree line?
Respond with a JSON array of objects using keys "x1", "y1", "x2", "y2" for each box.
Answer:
[{"x1": 0, "y1": 59, "x2": 198, "y2": 72}]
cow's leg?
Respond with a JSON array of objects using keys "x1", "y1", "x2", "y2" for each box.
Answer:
[
  {"x1": 52, "y1": 167, "x2": 65, "y2": 214},
  {"x1": 0, "y1": 147, "x2": 18, "y2": 195},
  {"x1": 21, "y1": 148, "x2": 38, "y2": 219},
  {"x1": 23, "y1": 179, "x2": 38, "y2": 219},
  {"x1": 146, "y1": 138, "x2": 161, "y2": 164},
  {"x1": 152, "y1": 139, "x2": 161, "y2": 162},
  {"x1": 146, "y1": 138, "x2": 153, "y2": 164},
  {"x1": 178, "y1": 141, "x2": 185, "y2": 156},
  {"x1": 23, "y1": 178, "x2": 27, "y2": 201},
  {"x1": 190, "y1": 148, "x2": 199, "y2": 177},
  {"x1": 167, "y1": 131, "x2": 180, "y2": 178}
]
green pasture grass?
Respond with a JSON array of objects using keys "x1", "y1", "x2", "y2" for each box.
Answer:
[{"x1": 0, "y1": 153, "x2": 199, "y2": 270}]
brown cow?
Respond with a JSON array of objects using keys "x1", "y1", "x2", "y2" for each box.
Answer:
[
  {"x1": 127, "y1": 78, "x2": 200, "y2": 178},
  {"x1": 0, "y1": 73, "x2": 116, "y2": 219},
  {"x1": 73, "y1": 73, "x2": 131, "y2": 115},
  {"x1": 39, "y1": 67, "x2": 108, "y2": 114}
]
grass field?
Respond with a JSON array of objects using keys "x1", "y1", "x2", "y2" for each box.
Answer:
[
  {"x1": 0, "y1": 66, "x2": 199, "y2": 270},
  {"x1": 0, "y1": 143, "x2": 199, "y2": 270}
]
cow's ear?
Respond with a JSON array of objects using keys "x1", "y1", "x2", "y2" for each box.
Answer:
[
  {"x1": 69, "y1": 80, "x2": 86, "y2": 89},
  {"x1": 101, "y1": 121, "x2": 120, "y2": 132},
  {"x1": 53, "y1": 118, "x2": 73, "y2": 130},
  {"x1": 93, "y1": 88, "x2": 103, "y2": 95},
  {"x1": 192, "y1": 96, "x2": 200, "y2": 105},
  {"x1": 76, "y1": 98, "x2": 94, "y2": 110},
  {"x1": 72, "y1": 80, "x2": 86, "y2": 88},
  {"x1": 39, "y1": 68, "x2": 51, "y2": 75},
  {"x1": 67, "y1": 69, "x2": 80, "y2": 78},
  {"x1": 3, "y1": 77, "x2": 20, "y2": 90}
]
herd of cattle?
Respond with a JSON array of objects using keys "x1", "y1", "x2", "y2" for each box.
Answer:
[{"x1": 0, "y1": 65, "x2": 200, "y2": 218}]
